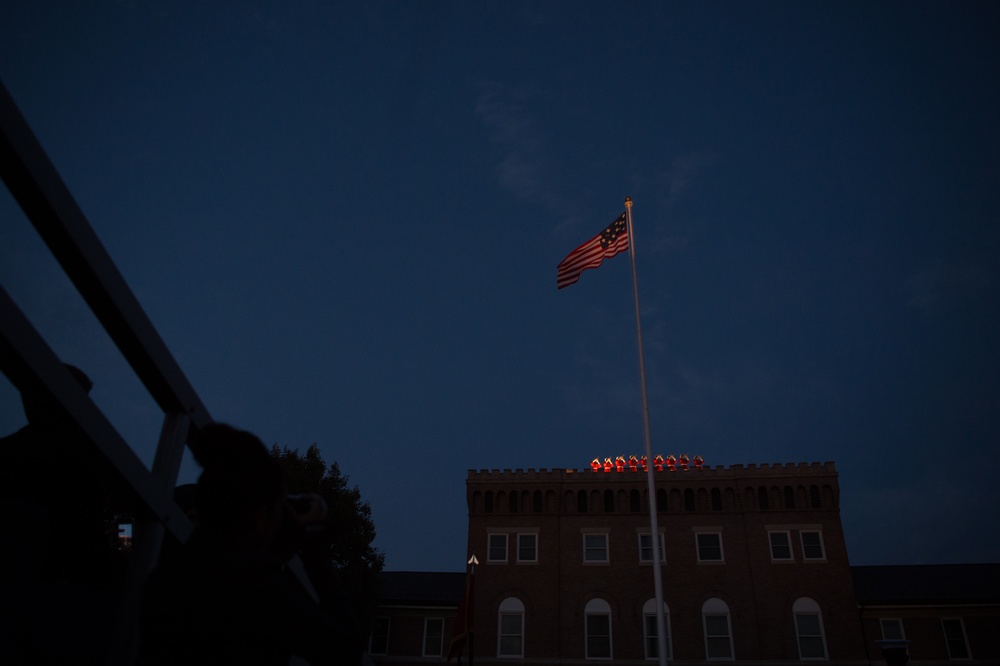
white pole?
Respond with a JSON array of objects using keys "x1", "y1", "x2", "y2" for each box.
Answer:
[{"x1": 625, "y1": 197, "x2": 669, "y2": 666}]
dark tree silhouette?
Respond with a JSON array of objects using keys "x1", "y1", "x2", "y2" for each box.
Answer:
[{"x1": 271, "y1": 443, "x2": 384, "y2": 643}]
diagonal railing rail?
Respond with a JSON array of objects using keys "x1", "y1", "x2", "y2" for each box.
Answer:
[{"x1": 1, "y1": 79, "x2": 211, "y2": 664}]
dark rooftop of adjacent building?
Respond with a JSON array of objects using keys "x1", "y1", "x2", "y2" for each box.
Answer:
[
  {"x1": 852, "y1": 564, "x2": 1000, "y2": 605},
  {"x1": 378, "y1": 571, "x2": 466, "y2": 607}
]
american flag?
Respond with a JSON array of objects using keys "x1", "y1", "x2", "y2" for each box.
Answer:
[{"x1": 556, "y1": 212, "x2": 629, "y2": 289}]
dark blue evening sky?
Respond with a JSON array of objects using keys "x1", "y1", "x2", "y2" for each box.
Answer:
[{"x1": 2, "y1": 1, "x2": 998, "y2": 571}]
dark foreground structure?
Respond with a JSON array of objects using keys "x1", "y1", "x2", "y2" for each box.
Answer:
[{"x1": 369, "y1": 464, "x2": 1000, "y2": 665}]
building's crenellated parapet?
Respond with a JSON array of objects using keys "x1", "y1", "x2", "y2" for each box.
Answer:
[
  {"x1": 468, "y1": 461, "x2": 837, "y2": 480},
  {"x1": 466, "y1": 461, "x2": 840, "y2": 514}
]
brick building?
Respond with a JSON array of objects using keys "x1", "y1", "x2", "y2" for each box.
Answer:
[
  {"x1": 368, "y1": 461, "x2": 1000, "y2": 665},
  {"x1": 458, "y1": 461, "x2": 865, "y2": 665}
]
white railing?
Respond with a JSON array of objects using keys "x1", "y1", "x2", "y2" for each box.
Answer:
[{"x1": 1, "y1": 79, "x2": 211, "y2": 665}]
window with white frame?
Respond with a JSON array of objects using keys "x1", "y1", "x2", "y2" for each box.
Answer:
[
  {"x1": 638, "y1": 533, "x2": 665, "y2": 563},
  {"x1": 583, "y1": 533, "x2": 609, "y2": 563},
  {"x1": 941, "y1": 617, "x2": 971, "y2": 660},
  {"x1": 800, "y1": 531, "x2": 826, "y2": 560},
  {"x1": 880, "y1": 618, "x2": 905, "y2": 641},
  {"x1": 517, "y1": 533, "x2": 537, "y2": 563},
  {"x1": 793, "y1": 597, "x2": 828, "y2": 660},
  {"x1": 497, "y1": 597, "x2": 525, "y2": 658},
  {"x1": 768, "y1": 531, "x2": 793, "y2": 561},
  {"x1": 585, "y1": 598, "x2": 612, "y2": 659},
  {"x1": 488, "y1": 533, "x2": 508, "y2": 562},
  {"x1": 702, "y1": 598, "x2": 733, "y2": 660},
  {"x1": 696, "y1": 532, "x2": 724, "y2": 562},
  {"x1": 422, "y1": 617, "x2": 444, "y2": 657},
  {"x1": 369, "y1": 617, "x2": 390, "y2": 656},
  {"x1": 642, "y1": 599, "x2": 671, "y2": 660}
]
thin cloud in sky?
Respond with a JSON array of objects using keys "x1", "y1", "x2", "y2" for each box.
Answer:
[
  {"x1": 475, "y1": 82, "x2": 586, "y2": 237},
  {"x1": 476, "y1": 83, "x2": 546, "y2": 201},
  {"x1": 663, "y1": 152, "x2": 714, "y2": 208}
]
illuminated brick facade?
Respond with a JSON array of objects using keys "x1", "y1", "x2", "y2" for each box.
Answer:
[{"x1": 464, "y1": 462, "x2": 865, "y2": 664}]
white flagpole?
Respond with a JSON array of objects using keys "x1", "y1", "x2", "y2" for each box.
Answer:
[{"x1": 625, "y1": 197, "x2": 669, "y2": 666}]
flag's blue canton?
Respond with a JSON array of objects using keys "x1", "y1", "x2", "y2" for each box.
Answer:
[{"x1": 600, "y1": 216, "x2": 627, "y2": 248}]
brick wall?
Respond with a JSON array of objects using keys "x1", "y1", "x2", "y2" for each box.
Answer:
[{"x1": 464, "y1": 462, "x2": 865, "y2": 664}]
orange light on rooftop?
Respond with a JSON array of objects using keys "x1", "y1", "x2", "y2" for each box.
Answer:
[{"x1": 587, "y1": 454, "x2": 705, "y2": 472}]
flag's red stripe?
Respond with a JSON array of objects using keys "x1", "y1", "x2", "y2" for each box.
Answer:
[{"x1": 556, "y1": 222, "x2": 628, "y2": 288}]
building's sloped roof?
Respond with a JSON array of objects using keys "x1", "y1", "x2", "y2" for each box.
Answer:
[
  {"x1": 378, "y1": 571, "x2": 466, "y2": 607},
  {"x1": 852, "y1": 564, "x2": 1000, "y2": 605}
]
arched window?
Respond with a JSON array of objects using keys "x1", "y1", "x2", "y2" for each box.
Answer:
[
  {"x1": 702, "y1": 598, "x2": 733, "y2": 660},
  {"x1": 656, "y1": 488, "x2": 667, "y2": 512},
  {"x1": 758, "y1": 486, "x2": 768, "y2": 510},
  {"x1": 509, "y1": 491, "x2": 518, "y2": 513},
  {"x1": 498, "y1": 597, "x2": 525, "y2": 658},
  {"x1": 792, "y1": 597, "x2": 828, "y2": 660},
  {"x1": 809, "y1": 485, "x2": 821, "y2": 509},
  {"x1": 484, "y1": 491, "x2": 494, "y2": 514},
  {"x1": 711, "y1": 488, "x2": 722, "y2": 511},
  {"x1": 783, "y1": 485, "x2": 795, "y2": 509},
  {"x1": 604, "y1": 489, "x2": 615, "y2": 513},
  {"x1": 584, "y1": 598, "x2": 612, "y2": 659},
  {"x1": 642, "y1": 599, "x2": 672, "y2": 660},
  {"x1": 577, "y1": 489, "x2": 588, "y2": 513},
  {"x1": 533, "y1": 490, "x2": 543, "y2": 513},
  {"x1": 629, "y1": 489, "x2": 641, "y2": 512},
  {"x1": 822, "y1": 485, "x2": 835, "y2": 508},
  {"x1": 684, "y1": 488, "x2": 695, "y2": 512}
]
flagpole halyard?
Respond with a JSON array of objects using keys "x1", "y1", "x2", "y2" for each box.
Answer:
[{"x1": 626, "y1": 197, "x2": 670, "y2": 666}]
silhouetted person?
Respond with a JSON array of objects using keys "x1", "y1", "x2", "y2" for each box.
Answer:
[
  {"x1": 1, "y1": 364, "x2": 126, "y2": 664},
  {"x1": 0, "y1": 364, "x2": 125, "y2": 587},
  {"x1": 138, "y1": 423, "x2": 361, "y2": 666}
]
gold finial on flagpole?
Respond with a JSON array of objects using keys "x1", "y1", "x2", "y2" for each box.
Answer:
[{"x1": 625, "y1": 196, "x2": 632, "y2": 209}]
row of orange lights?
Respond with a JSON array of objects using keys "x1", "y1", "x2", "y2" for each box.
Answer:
[{"x1": 590, "y1": 454, "x2": 705, "y2": 473}]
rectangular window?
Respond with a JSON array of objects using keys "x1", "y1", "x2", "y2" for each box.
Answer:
[
  {"x1": 941, "y1": 618, "x2": 971, "y2": 659},
  {"x1": 800, "y1": 531, "x2": 826, "y2": 560},
  {"x1": 704, "y1": 614, "x2": 733, "y2": 660},
  {"x1": 795, "y1": 614, "x2": 827, "y2": 659},
  {"x1": 769, "y1": 531, "x2": 793, "y2": 561},
  {"x1": 585, "y1": 613, "x2": 612, "y2": 659},
  {"x1": 422, "y1": 617, "x2": 444, "y2": 657},
  {"x1": 880, "y1": 618, "x2": 904, "y2": 641},
  {"x1": 517, "y1": 533, "x2": 537, "y2": 562},
  {"x1": 498, "y1": 613, "x2": 524, "y2": 657},
  {"x1": 696, "y1": 532, "x2": 724, "y2": 562},
  {"x1": 643, "y1": 614, "x2": 671, "y2": 660},
  {"x1": 369, "y1": 617, "x2": 390, "y2": 655},
  {"x1": 583, "y1": 534, "x2": 609, "y2": 563},
  {"x1": 488, "y1": 533, "x2": 508, "y2": 562},
  {"x1": 638, "y1": 533, "x2": 665, "y2": 563}
]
